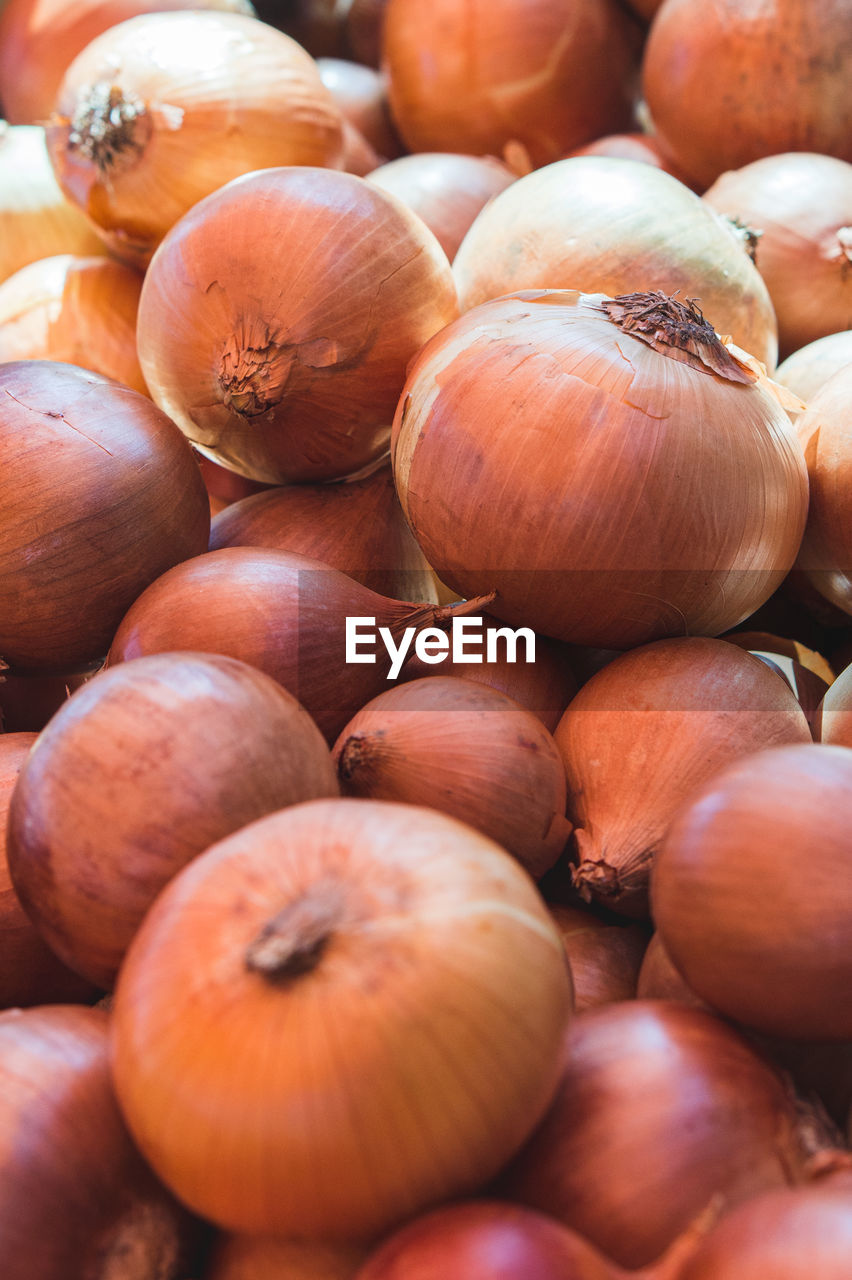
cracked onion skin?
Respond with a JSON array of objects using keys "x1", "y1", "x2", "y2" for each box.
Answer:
[{"x1": 137, "y1": 166, "x2": 458, "y2": 484}]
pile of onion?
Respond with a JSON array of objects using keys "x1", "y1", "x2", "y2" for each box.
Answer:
[{"x1": 392, "y1": 289, "x2": 808, "y2": 649}]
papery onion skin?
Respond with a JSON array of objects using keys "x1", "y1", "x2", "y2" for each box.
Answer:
[
  {"x1": 207, "y1": 1233, "x2": 366, "y2": 1279},
  {"x1": 775, "y1": 331, "x2": 852, "y2": 405},
  {"x1": 793, "y1": 365, "x2": 852, "y2": 615},
  {"x1": 46, "y1": 11, "x2": 344, "y2": 267},
  {"x1": 0, "y1": 254, "x2": 146, "y2": 393},
  {"x1": 0, "y1": 1004, "x2": 198, "y2": 1280},
  {"x1": 7, "y1": 652, "x2": 339, "y2": 989},
  {"x1": 137, "y1": 166, "x2": 458, "y2": 484},
  {"x1": 499, "y1": 1000, "x2": 806, "y2": 1269},
  {"x1": 653, "y1": 743, "x2": 852, "y2": 1040},
  {"x1": 554, "y1": 637, "x2": 812, "y2": 915},
  {"x1": 642, "y1": 0, "x2": 852, "y2": 190},
  {"x1": 110, "y1": 799, "x2": 572, "y2": 1239},
  {"x1": 392, "y1": 290, "x2": 808, "y2": 649},
  {"x1": 382, "y1": 0, "x2": 639, "y2": 169},
  {"x1": 547, "y1": 904, "x2": 648, "y2": 1012},
  {"x1": 451, "y1": 158, "x2": 778, "y2": 367},
  {"x1": 0, "y1": 360, "x2": 210, "y2": 671}
]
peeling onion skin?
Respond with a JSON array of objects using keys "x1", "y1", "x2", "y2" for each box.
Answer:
[
  {"x1": 794, "y1": 365, "x2": 852, "y2": 617},
  {"x1": 392, "y1": 290, "x2": 808, "y2": 650},
  {"x1": 652, "y1": 743, "x2": 852, "y2": 1041},
  {"x1": 137, "y1": 166, "x2": 458, "y2": 484}
]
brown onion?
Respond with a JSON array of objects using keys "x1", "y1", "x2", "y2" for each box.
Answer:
[
  {"x1": 653, "y1": 742, "x2": 852, "y2": 1040},
  {"x1": 317, "y1": 57, "x2": 400, "y2": 161},
  {"x1": 137, "y1": 166, "x2": 458, "y2": 484},
  {"x1": 0, "y1": 254, "x2": 146, "y2": 393},
  {"x1": 0, "y1": 1004, "x2": 198, "y2": 1279},
  {"x1": 7, "y1": 652, "x2": 338, "y2": 989},
  {"x1": 110, "y1": 799, "x2": 572, "y2": 1238},
  {"x1": 333, "y1": 676, "x2": 571, "y2": 879},
  {"x1": 703, "y1": 153, "x2": 852, "y2": 359},
  {"x1": 452, "y1": 158, "x2": 778, "y2": 367},
  {"x1": 383, "y1": 0, "x2": 639, "y2": 168},
  {"x1": 499, "y1": 1000, "x2": 807, "y2": 1268},
  {"x1": 548, "y1": 905, "x2": 648, "y2": 1012},
  {"x1": 392, "y1": 290, "x2": 807, "y2": 649},
  {"x1": 775, "y1": 331, "x2": 852, "y2": 405},
  {"x1": 207, "y1": 1234, "x2": 366, "y2": 1279},
  {"x1": 46, "y1": 11, "x2": 343, "y2": 266},
  {"x1": 108, "y1": 547, "x2": 491, "y2": 741},
  {"x1": 554, "y1": 637, "x2": 811, "y2": 914},
  {"x1": 367, "y1": 153, "x2": 516, "y2": 262},
  {"x1": 637, "y1": 934, "x2": 707, "y2": 1009},
  {"x1": 643, "y1": 0, "x2": 852, "y2": 190},
  {"x1": 794, "y1": 365, "x2": 852, "y2": 615},
  {"x1": 0, "y1": 360, "x2": 210, "y2": 671},
  {"x1": 209, "y1": 465, "x2": 437, "y2": 603}
]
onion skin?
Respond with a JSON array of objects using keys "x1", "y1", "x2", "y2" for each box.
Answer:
[
  {"x1": 209, "y1": 465, "x2": 437, "y2": 603},
  {"x1": 451, "y1": 159, "x2": 778, "y2": 368},
  {"x1": 794, "y1": 365, "x2": 852, "y2": 615},
  {"x1": 548, "y1": 905, "x2": 648, "y2": 1012},
  {"x1": 554, "y1": 638, "x2": 812, "y2": 915},
  {"x1": 653, "y1": 743, "x2": 852, "y2": 1040},
  {"x1": 7, "y1": 652, "x2": 339, "y2": 989},
  {"x1": 0, "y1": 360, "x2": 210, "y2": 671},
  {"x1": 0, "y1": 254, "x2": 146, "y2": 393},
  {"x1": 110, "y1": 799, "x2": 572, "y2": 1239},
  {"x1": 0, "y1": 1004, "x2": 198, "y2": 1280},
  {"x1": 333, "y1": 676, "x2": 571, "y2": 879},
  {"x1": 775, "y1": 331, "x2": 852, "y2": 405},
  {"x1": 499, "y1": 1000, "x2": 806, "y2": 1269},
  {"x1": 392, "y1": 290, "x2": 808, "y2": 650},
  {"x1": 206, "y1": 1234, "x2": 366, "y2": 1279},
  {"x1": 137, "y1": 166, "x2": 458, "y2": 484}
]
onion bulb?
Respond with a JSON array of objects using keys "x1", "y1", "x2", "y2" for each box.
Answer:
[
  {"x1": 317, "y1": 57, "x2": 400, "y2": 161},
  {"x1": 452, "y1": 158, "x2": 778, "y2": 368},
  {"x1": 137, "y1": 166, "x2": 458, "y2": 484},
  {"x1": 775, "y1": 331, "x2": 852, "y2": 405},
  {"x1": 392, "y1": 289, "x2": 808, "y2": 649},
  {"x1": 0, "y1": 254, "x2": 146, "y2": 393},
  {"x1": 636, "y1": 934, "x2": 707, "y2": 1009},
  {"x1": 46, "y1": 10, "x2": 344, "y2": 266},
  {"x1": 547, "y1": 905, "x2": 648, "y2": 1012},
  {"x1": 110, "y1": 799, "x2": 572, "y2": 1238},
  {"x1": 653, "y1": 742, "x2": 852, "y2": 1040},
  {"x1": 793, "y1": 364, "x2": 852, "y2": 615}
]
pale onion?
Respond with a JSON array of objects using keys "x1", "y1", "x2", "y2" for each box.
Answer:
[
  {"x1": 110, "y1": 799, "x2": 573, "y2": 1238},
  {"x1": 452, "y1": 158, "x2": 778, "y2": 367},
  {"x1": 0, "y1": 124, "x2": 104, "y2": 284},
  {"x1": 333, "y1": 676, "x2": 571, "y2": 878},
  {"x1": 317, "y1": 57, "x2": 400, "y2": 160},
  {"x1": 392, "y1": 290, "x2": 808, "y2": 649},
  {"x1": 703, "y1": 154, "x2": 852, "y2": 359},
  {"x1": 554, "y1": 637, "x2": 811, "y2": 914},
  {"x1": 794, "y1": 364, "x2": 852, "y2": 615},
  {"x1": 46, "y1": 11, "x2": 344, "y2": 267},
  {"x1": 643, "y1": 0, "x2": 852, "y2": 190},
  {"x1": 367, "y1": 153, "x2": 516, "y2": 262},
  {"x1": 547, "y1": 905, "x2": 648, "y2": 1012},
  {"x1": 0, "y1": 0, "x2": 255, "y2": 124},
  {"x1": 652, "y1": 742, "x2": 852, "y2": 1040},
  {"x1": 382, "y1": 0, "x2": 640, "y2": 168},
  {"x1": 0, "y1": 254, "x2": 146, "y2": 393},
  {"x1": 775, "y1": 331, "x2": 852, "y2": 405},
  {"x1": 137, "y1": 166, "x2": 458, "y2": 483}
]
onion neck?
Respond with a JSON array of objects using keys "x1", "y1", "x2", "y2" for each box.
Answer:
[
  {"x1": 67, "y1": 82, "x2": 151, "y2": 177},
  {"x1": 245, "y1": 883, "x2": 345, "y2": 983},
  {"x1": 598, "y1": 291, "x2": 756, "y2": 384},
  {"x1": 337, "y1": 734, "x2": 376, "y2": 786},
  {"x1": 91, "y1": 1198, "x2": 184, "y2": 1280}
]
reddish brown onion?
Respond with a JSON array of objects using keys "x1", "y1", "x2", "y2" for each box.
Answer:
[
  {"x1": 548, "y1": 905, "x2": 648, "y2": 1012},
  {"x1": 636, "y1": 934, "x2": 707, "y2": 1009}
]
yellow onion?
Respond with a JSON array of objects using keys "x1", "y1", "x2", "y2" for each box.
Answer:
[
  {"x1": 316, "y1": 56, "x2": 400, "y2": 161},
  {"x1": 110, "y1": 799, "x2": 573, "y2": 1238},
  {"x1": 794, "y1": 364, "x2": 852, "y2": 615},
  {"x1": 775, "y1": 331, "x2": 852, "y2": 405},
  {"x1": 0, "y1": 254, "x2": 146, "y2": 393}
]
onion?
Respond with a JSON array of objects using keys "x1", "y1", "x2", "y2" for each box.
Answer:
[
  {"x1": 339, "y1": 119, "x2": 382, "y2": 177},
  {"x1": 209, "y1": 465, "x2": 437, "y2": 603},
  {"x1": 0, "y1": 254, "x2": 146, "y2": 393},
  {"x1": 816, "y1": 661, "x2": 852, "y2": 746},
  {"x1": 46, "y1": 11, "x2": 344, "y2": 267},
  {"x1": 382, "y1": 0, "x2": 640, "y2": 168},
  {"x1": 137, "y1": 166, "x2": 458, "y2": 484},
  {"x1": 653, "y1": 742, "x2": 852, "y2": 1040},
  {"x1": 775, "y1": 331, "x2": 852, "y2": 405},
  {"x1": 392, "y1": 290, "x2": 808, "y2": 649},
  {"x1": 703, "y1": 154, "x2": 852, "y2": 359},
  {"x1": 642, "y1": 0, "x2": 852, "y2": 190},
  {"x1": 0, "y1": 0, "x2": 255, "y2": 125},
  {"x1": 7, "y1": 652, "x2": 339, "y2": 989},
  {"x1": 207, "y1": 1235, "x2": 366, "y2": 1279},
  {"x1": 499, "y1": 1000, "x2": 808, "y2": 1269},
  {"x1": 452, "y1": 159, "x2": 778, "y2": 367},
  {"x1": 332, "y1": 676, "x2": 571, "y2": 879},
  {"x1": 110, "y1": 799, "x2": 572, "y2": 1238},
  {"x1": 196, "y1": 453, "x2": 272, "y2": 516},
  {"x1": 793, "y1": 365, "x2": 852, "y2": 615},
  {"x1": 107, "y1": 547, "x2": 492, "y2": 742},
  {"x1": 547, "y1": 905, "x2": 648, "y2": 1012},
  {"x1": 0, "y1": 1004, "x2": 199, "y2": 1280},
  {"x1": 723, "y1": 631, "x2": 832, "y2": 736},
  {"x1": 564, "y1": 133, "x2": 695, "y2": 186},
  {"x1": 637, "y1": 934, "x2": 707, "y2": 1009},
  {"x1": 317, "y1": 57, "x2": 400, "y2": 161},
  {"x1": 0, "y1": 360, "x2": 210, "y2": 671},
  {"x1": 0, "y1": 124, "x2": 104, "y2": 284},
  {"x1": 0, "y1": 734, "x2": 98, "y2": 1009},
  {"x1": 555, "y1": 637, "x2": 812, "y2": 913},
  {"x1": 367, "y1": 153, "x2": 516, "y2": 262}
]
